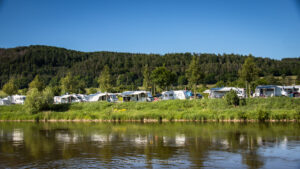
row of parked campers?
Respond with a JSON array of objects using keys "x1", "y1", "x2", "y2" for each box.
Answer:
[
  {"x1": 53, "y1": 90, "x2": 201, "y2": 104},
  {"x1": 203, "y1": 85, "x2": 300, "y2": 98},
  {"x1": 54, "y1": 92, "x2": 119, "y2": 104},
  {"x1": 253, "y1": 85, "x2": 300, "y2": 97},
  {"x1": 53, "y1": 91, "x2": 154, "y2": 104}
]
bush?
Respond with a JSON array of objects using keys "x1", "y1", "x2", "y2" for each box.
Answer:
[
  {"x1": 25, "y1": 88, "x2": 43, "y2": 114},
  {"x1": 225, "y1": 90, "x2": 240, "y2": 106},
  {"x1": 257, "y1": 109, "x2": 269, "y2": 121},
  {"x1": 25, "y1": 87, "x2": 54, "y2": 114},
  {"x1": 239, "y1": 98, "x2": 246, "y2": 106}
]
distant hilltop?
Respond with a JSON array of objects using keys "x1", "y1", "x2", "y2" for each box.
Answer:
[{"x1": 0, "y1": 45, "x2": 299, "y2": 88}]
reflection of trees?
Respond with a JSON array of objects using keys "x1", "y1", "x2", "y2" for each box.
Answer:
[
  {"x1": 187, "y1": 136, "x2": 211, "y2": 167},
  {"x1": 0, "y1": 122, "x2": 299, "y2": 168}
]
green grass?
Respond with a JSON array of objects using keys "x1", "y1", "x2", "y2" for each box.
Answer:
[{"x1": 0, "y1": 97, "x2": 299, "y2": 121}]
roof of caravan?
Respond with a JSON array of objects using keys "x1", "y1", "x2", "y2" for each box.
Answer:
[
  {"x1": 210, "y1": 87, "x2": 243, "y2": 92},
  {"x1": 12, "y1": 95, "x2": 26, "y2": 98},
  {"x1": 121, "y1": 91, "x2": 150, "y2": 96},
  {"x1": 88, "y1": 92, "x2": 115, "y2": 97},
  {"x1": 279, "y1": 85, "x2": 300, "y2": 89},
  {"x1": 256, "y1": 85, "x2": 280, "y2": 89}
]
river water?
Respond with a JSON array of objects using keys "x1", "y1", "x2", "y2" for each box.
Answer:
[{"x1": 0, "y1": 122, "x2": 299, "y2": 168}]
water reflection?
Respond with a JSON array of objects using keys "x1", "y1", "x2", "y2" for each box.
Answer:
[{"x1": 0, "y1": 122, "x2": 299, "y2": 168}]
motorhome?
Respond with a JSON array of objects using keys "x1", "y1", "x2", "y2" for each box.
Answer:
[
  {"x1": 161, "y1": 90, "x2": 191, "y2": 100},
  {"x1": 279, "y1": 85, "x2": 300, "y2": 97},
  {"x1": 254, "y1": 85, "x2": 282, "y2": 97}
]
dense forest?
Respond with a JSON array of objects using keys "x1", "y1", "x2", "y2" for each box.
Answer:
[{"x1": 0, "y1": 45, "x2": 299, "y2": 89}]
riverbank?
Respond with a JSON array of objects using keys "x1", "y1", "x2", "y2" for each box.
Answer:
[{"x1": 0, "y1": 97, "x2": 299, "y2": 121}]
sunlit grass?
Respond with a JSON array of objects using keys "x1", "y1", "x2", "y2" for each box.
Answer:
[{"x1": 0, "y1": 97, "x2": 299, "y2": 121}]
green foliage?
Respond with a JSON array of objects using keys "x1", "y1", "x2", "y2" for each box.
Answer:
[
  {"x1": 239, "y1": 57, "x2": 259, "y2": 83},
  {"x1": 25, "y1": 87, "x2": 54, "y2": 114},
  {"x1": 25, "y1": 88, "x2": 43, "y2": 114},
  {"x1": 215, "y1": 80, "x2": 226, "y2": 87},
  {"x1": 225, "y1": 90, "x2": 240, "y2": 106},
  {"x1": 2, "y1": 79, "x2": 18, "y2": 95},
  {"x1": 257, "y1": 109, "x2": 269, "y2": 121},
  {"x1": 177, "y1": 75, "x2": 188, "y2": 86},
  {"x1": 29, "y1": 75, "x2": 45, "y2": 91},
  {"x1": 239, "y1": 57, "x2": 259, "y2": 96},
  {"x1": 239, "y1": 98, "x2": 247, "y2": 106},
  {"x1": 51, "y1": 86, "x2": 61, "y2": 96},
  {"x1": 18, "y1": 88, "x2": 28, "y2": 95},
  {"x1": 186, "y1": 56, "x2": 204, "y2": 97},
  {"x1": 1, "y1": 97, "x2": 300, "y2": 121},
  {"x1": 186, "y1": 56, "x2": 204, "y2": 88},
  {"x1": 142, "y1": 65, "x2": 151, "y2": 90},
  {"x1": 0, "y1": 90, "x2": 7, "y2": 98},
  {"x1": 87, "y1": 88, "x2": 98, "y2": 94},
  {"x1": 97, "y1": 65, "x2": 111, "y2": 92},
  {"x1": 60, "y1": 72, "x2": 86, "y2": 94},
  {"x1": 151, "y1": 66, "x2": 175, "y2": 90},
  {"x1": 41, "y1": 87, "x2": 54, "y2": 109},
  {"x1": 0, "y1": 46, "x2": 299, "y2": 89}
]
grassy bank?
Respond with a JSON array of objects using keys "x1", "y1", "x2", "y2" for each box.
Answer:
[{"x1": 0, "y1": 97, "x2": 299, "y2": 121}]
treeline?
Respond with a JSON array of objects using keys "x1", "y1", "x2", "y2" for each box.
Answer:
[{"x1": 0, "y1": 45, "x2": 299, "y2": 90}]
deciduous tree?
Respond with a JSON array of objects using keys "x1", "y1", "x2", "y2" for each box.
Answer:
[
  {"x1": 239, "y1": 57, "x2": 259, "y2": 97},
  {"x1": 98, "y1": 65, "x2": 111, "y2": 92},
  {"x1": 143, "y1": 65, "x2": 151, "y2": 90},
  {"x1": 2, "y1": 79, "x2": 18, "y2": 95},
  {"x1": 29, "y1": 75, "x2": 45, "y2": 91},
  {"x1": 186, "y1": 56, "x2": 204, "y2": 98},
  {"x1": 151, "y1": 66, "x2": 175, "y2": 91}
]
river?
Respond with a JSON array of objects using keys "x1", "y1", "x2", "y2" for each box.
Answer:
[{"x1": 0, "y1": 122, "x2": 299, "y2": 168}]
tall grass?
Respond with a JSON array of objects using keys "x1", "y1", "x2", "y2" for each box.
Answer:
[{"x1": 0, "y1": 97, "x2": 299, "y2": 121}]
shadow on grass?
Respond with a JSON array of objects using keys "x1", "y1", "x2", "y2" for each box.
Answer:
[{"x1": 49, "y1": 104, "x2": 71, "y2": 112}]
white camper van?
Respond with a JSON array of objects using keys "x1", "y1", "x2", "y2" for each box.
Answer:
[{"x1": 161, "y1": 90, "x2": 191, "y2": 100}]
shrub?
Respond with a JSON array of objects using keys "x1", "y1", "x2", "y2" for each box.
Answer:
[
  {"x1": 25, "y1": 88, "x2": 43, "y2": 114},
  {"x1": 257, "y1": 109, "x2": 269, "y2": 121},
  {"x1": 225, "y1": 90, "x2": 240, "y2": 106},
  {"x1": 239, "y1": 98, "x2": 246, "y2": 106},
  {"x1": 25, "y1": 87, "x2": 54, "y2": 114},
  {"x1": 41, "y1": 87, "x2": 54, "y2": 110}
]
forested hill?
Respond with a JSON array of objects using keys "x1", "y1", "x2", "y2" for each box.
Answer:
[{"x1": 0, "y1": 45, "x2": 299, "y2": 88}]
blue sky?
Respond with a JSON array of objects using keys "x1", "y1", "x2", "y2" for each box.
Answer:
[{"x1": 0, "y1": 0, "x2": 300, "y2": 59}]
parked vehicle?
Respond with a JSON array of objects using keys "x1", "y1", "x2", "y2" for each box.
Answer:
[
  {"x1": 161, "y1": 90, "x2": 191, "y2": 100},
  {"x1": 121, "y1": 91, "x2": 153, "y2": 102}
]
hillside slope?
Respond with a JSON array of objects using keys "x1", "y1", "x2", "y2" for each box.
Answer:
[{"x1": 0, "y1": 45, "x2": 299, "y2": 88}]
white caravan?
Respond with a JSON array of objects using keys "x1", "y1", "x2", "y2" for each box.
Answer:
[
  {"x1": 87, "y1": 92, "x2": 118, "y2": 102},
  {"x1": 0, "y1": 97, "x2": 11, "y2": 106},
  {"x1": 54, "y1": 94, "x2": 87, "y2": 104},
  {"x1": 254, "y1": 85, "x2": 282, "y2": 97},
  {"x1": 161, "y1": 90, "x2": 191, "y2": 100},
  {"x1": 11, "y1": 95, "x2": 26, "y2": 104},
  {"x1": 121, "y1": 91, "x2": 153, "y2": 102},
  {"x1": 207, "y1": 87, "x2": 245, "y2": 98}
]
